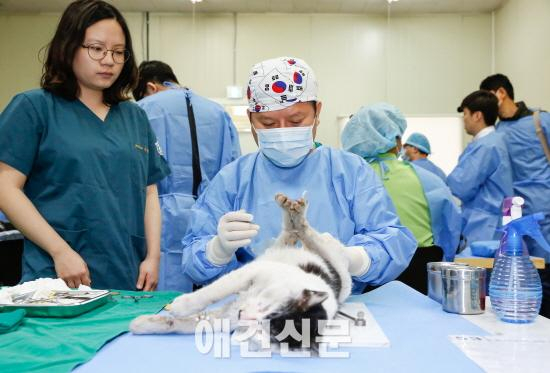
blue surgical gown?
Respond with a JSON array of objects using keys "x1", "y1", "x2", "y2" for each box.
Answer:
[
  {"x1": 0, "y1": 89, "x2": 170, "y2": 290},
  {"x1": 412, "y1": 165, "x2": 462, "y2": 260},
  {"x1": 138, "y1": 88, "x2": 241, "y2": 291},
  {"x1": 497, "y1": 111, "x2": 550, "y2": 262},
  {"x1": 447, "y1": 130, "x2": 513, "y2": 244},
  {"x1": 181, "y1": 146, "x2": 417, "y2": 292},
  {"x1": 412, "y1": 158, "x2": 447, "y2": 184}
]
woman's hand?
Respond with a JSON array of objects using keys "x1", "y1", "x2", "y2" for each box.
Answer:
[
  {"x1": 136, "y1": 256, "x2": 159, "y2": 291},
  {"x1": 52, "y1": 248, "x2": 91, "y2": 288}
]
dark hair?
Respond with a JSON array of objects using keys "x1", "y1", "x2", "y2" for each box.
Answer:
[
  {"x1": 479, "y1": 73, "x2": 515, "y2": 100},
  {"x1": 41, "y1": 0, "x2": 137, "y2": 105},
  {"x1": 457, "y1": 90, "x2": 499, "y2": 126},
  {"x1": 133, "y1": 60, "x2": 179, "y2": 101}
]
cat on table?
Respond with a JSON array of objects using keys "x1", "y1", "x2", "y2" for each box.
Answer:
[{"x1": 130, "y1": 193, "x2": 352, "y2": 350}]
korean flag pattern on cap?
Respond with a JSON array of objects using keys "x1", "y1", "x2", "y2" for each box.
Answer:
[{"x1": 247, "y1": 57, "x2": 318, "y2": 113}]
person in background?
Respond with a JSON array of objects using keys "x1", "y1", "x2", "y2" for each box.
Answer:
[
  {"x1": 448, "y1": 90, "x2": 513, "y2": 245},
  {"x1": 480, "y1": 73, "x2": 550, "y2": 318},
  {"x1": 342, "y1": 103, "x2": 461, "y2": 294},
  {"x1": 0, "y1": 0, "x2": 170, "y2": 290},
  {"x1": 403, "y1": 132, "x2": 447, "y2": 183},
  {"x1": 181, "y1": 57, "x2": 416, "y2": 293},
  {"x1": 133, "y1": 61, "x2": 241, "y2": 292}
]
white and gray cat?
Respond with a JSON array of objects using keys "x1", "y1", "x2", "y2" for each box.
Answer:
[{"x1": 130, "y1": 193, "x2": 352, "y2": 350}]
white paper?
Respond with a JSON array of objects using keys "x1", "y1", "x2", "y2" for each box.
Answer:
[
  {"x1": 334, "y1": 302, "x2": 390, "y2": 348},
  {"x1": 449, "y1": 334, "x2": 550, "y2": 373}
]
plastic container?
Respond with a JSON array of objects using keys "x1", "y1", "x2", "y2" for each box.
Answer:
[{"x1": 489, "y1": 213, "x2": 547, "y2": 323}]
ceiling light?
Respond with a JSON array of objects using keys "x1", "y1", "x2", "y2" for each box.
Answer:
[{"x1": 190, "y1": 0, "x2": 203, "y2": 4}]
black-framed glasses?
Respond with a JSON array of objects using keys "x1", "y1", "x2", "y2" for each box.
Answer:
[{"x1": 81, "y1": 44, "x2": 130, "y2": 64}]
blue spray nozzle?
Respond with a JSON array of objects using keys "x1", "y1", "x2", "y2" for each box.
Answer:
[{"x1": 503, "y1": 213, "x2": 550, "y2": 253}]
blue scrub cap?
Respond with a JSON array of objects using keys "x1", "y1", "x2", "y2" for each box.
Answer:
[
  {"x1": 405, "y1": 132, "x2": 431, "y2": 154},
  {"x1": 341, "y1": 103, "x2": 407, "y2": 159}
]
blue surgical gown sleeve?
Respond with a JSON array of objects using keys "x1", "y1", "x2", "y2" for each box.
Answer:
[
  {"x1": 180, "y1": 177, "x2": 241, "y2": 284},
  {"x1": 447, "y1": 143, "x2": 496, "y2": 202},
  {"x1": 344, "y1": 161, "x2": 417, "y2": 286},
  {"x1": 0, "y1": 93, "x2": 43, "y2": 176},
  {"x1": 414, "y1": 165, "x2": 462, "y2": 260}
]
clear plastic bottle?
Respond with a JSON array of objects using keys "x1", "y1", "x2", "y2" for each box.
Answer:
[{"x1": 489, "y1": 213, "x2": 547, "y2": 323}]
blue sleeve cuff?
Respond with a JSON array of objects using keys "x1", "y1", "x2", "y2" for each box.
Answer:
[{"x1": 181, "y1": 236, "x2": 240, "y2": 285}]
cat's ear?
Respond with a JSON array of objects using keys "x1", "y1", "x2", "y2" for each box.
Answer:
[{"x1": 298, "y1": 289, "x2": 329, "y2": 311}]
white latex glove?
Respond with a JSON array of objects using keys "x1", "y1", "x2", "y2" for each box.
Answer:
[
  {"x1": 206, "y1": 210, "x2": 260, "y2": 265},
  {"x1": 343, "y1": 245, "x2": 372, "y2": 277},
  {"x1": 319, "y1": 233, "x2": 371, "y2": 277}
]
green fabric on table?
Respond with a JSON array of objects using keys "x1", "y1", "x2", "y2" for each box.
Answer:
[
  {"x1": 0, "y1": 309, "x2": 26, "y2": 333},
  {"x1": 0, "y1": 290, "x2": 179, "y2": 373}
]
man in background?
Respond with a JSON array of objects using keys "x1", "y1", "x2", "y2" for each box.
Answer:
[
  {"x1": 403, "y1": 132, "x2": 447, "y2": 183},
  {"x1": 448, "y1": 90, "x2": 513, "y2": 245},
  {"x1": 134, "y1": 61, "x2": 241, "y2": 292}
]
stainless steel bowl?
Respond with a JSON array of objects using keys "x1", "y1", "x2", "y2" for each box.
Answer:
[{"x1": 427, "y1": 262, "x2": 469, "y2": 303}]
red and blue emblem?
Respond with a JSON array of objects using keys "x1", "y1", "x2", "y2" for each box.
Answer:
[{"x1": 271, "y1": 81, "x2": 287, "y2": 94}]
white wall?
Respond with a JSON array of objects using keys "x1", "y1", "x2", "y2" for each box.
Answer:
[
  {"x1": 0, "y1": 13, "x2": 58, "y2": 109},
  {"x1": 495, "y1": 0, "x2": 550, "y2": 107},
  {"x1": 0, "y1": 11, "x2": 492, "y2": 156}
]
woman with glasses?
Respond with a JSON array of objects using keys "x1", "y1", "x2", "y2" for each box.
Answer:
[{"x1": 0, "y1": 0, "x2": 170, "y2": 291}]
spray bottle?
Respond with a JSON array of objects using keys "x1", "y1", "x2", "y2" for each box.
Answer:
[{"x1": 489, "y1": 211, "x2": 550, "y2": 323}]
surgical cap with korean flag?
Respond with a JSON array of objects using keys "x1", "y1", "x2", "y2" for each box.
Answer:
[{"x1": 247, "y1": 57, "x2": 318, "y2": 112}]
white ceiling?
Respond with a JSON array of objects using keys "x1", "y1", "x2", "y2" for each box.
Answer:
[{"x1": 0, "y1": 0, "x2": 506, "y2": 14}]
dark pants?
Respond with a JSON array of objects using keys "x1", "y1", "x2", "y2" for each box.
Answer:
[
  {"x1": 396, "y1": 246, "x2": 444, "y2": 295},
  {"x1": 0, "y1": 239, "x2": 23, "y2": 286},
  {"x1": 540, "y1": 265, "x2": 550, "y2": 318}
]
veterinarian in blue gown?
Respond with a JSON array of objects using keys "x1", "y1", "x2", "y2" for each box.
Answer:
[
  {"x1": 403, "y1": 132, "x2": 447, "y2": 183},
  {"x1": 0, "y1": 1, "x2": 170, "y2": 290},
  {"x1": 341, "y1": 103, "x2": 461, "y2": 294},
  {"x1": 181, "y1": 57, "x2": 416, "y2": 293},
  {"x1": 134, "y1": 61, "x2": 241, "y2": 292},
  {"x1": 448, "y1": 90, "x2": 513, "y2": 244}
]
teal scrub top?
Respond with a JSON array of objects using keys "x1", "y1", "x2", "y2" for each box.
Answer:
[{"x1": 0, "y1": 89, "x2": 170, "y2": 290}]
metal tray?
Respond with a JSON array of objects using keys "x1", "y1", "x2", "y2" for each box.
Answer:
[{"x1": 0, "y1": 290, "x2": 111, "y2": 317}]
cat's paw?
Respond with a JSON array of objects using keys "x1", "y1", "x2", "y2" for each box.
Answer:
[
  {"x1": 130, "y1": 314, "x2": 175, "y2": 334},
  {"x1": 275, "y1": 193, "x2": 292, "y2": 209},
  {"x1": 169, "y1": 294, "x2": 205, "y2": 317},
  {"x1": 291, "y1": 197, "x2": 307, "y2": 213}
]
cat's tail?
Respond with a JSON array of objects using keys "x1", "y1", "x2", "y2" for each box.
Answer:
[{"x1": 130, "y1": 301, "x2": 240, "y2": 335}]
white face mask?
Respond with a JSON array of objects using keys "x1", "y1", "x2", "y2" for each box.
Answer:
[
  {"x1": 254, "y1": 125, "x2": 314, "y2": 168},
  {"x1": 399, "y1": 148, "x2": 410, "y2": 161}
]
